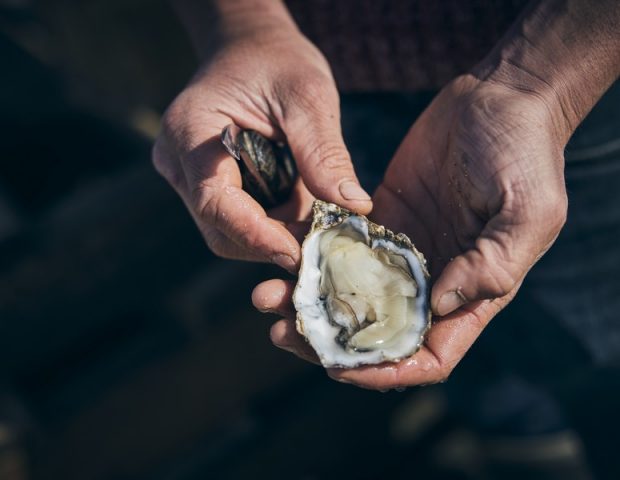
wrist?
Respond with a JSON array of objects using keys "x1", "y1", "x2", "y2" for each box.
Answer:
[
  {"x1": 471, "y1": 0, "x2": 620, "y2": 145},
  {"x1": 473, "y1": 58, "x2": 578, "y2": 146},
  {"x1": 172, "y1": 0, "x2": 298, "y2": 59}
]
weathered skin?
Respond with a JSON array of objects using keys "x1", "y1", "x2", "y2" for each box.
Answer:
[{"x1": 162, "y1": 0, "x2": 620, "y2": 390}]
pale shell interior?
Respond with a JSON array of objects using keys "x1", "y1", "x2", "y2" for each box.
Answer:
[{"x1": 294, "y1": 215, "x2": 429, "y2": 368}]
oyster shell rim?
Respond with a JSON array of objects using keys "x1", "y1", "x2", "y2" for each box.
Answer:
[{"x1": 294, "y1": 200, "x2": 432, "y2": 368}]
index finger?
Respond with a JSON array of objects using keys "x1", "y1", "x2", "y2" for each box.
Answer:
[{"x1": 182, "y1": 131, "x2": 302, "y2": 271}]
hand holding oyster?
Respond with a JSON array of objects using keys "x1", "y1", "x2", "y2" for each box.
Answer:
[
  {"x1": 254, "y1": 76, "x2": 568, "y2": 390},
  {"x1": 294, "y1": 201, "x2": 431, "y2": 368}
]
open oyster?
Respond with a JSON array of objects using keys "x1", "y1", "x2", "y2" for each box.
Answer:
[{"x1": 294, "y1": 201, "x2": 431, "y2": 368}]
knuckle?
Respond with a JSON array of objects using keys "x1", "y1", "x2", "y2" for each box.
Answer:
[
  {"x1": 151, "y1": 140, "x2": 167, "y2": 174},
  {"x1": 201, "y1": 226, "x2": 244, "y2": 260},
  {"x1": 470, "y1": 244, "x2": 519, "y2": 299},
  {"x1": 151, "y1": 139, "x2": 184, "y2": 189},
  {"x1": 467, "y1": 308, "x2": 489, "y2": 333},
  {"x1": 160, "y1": 92, "x2": 216, "y2": 160},
  {"x1": 477, "y1": 264, "x2": 516, "y2": 299},
  {"x1": 456, "y1": 252, "x2": 515, "y2": 300},
  {"x1": 436, "y1": 364, "x2": 455, "y2": 384},
  {"x1": 304, "y1": 141, "x2": 351, "y2": 172},
  {"x1": 162, "y1": 94, "x2": 190, "y2": 131},
  {"x1": 203, "y1": 228, "x2": 224, "y2": 256},
  {"x1": 544, "y1": 191, "x2": 568, "y2": 229},
  {"x1": 241, "y1": 225, "x2": 263, "y2": 252},
  {"x1": 194, "y1": 184, "x2": 220, "y2": 226},
  {"x1": 195, "y1": 186, "x2": 260, "y2": 253},
  {"x1": 301, "y1": 72, "x2": 336, "y2": 101},
  {"x1": 276, "y1": 69, "x2": 337, "y2": 115},
  {"x1": 482, "y1": 275, "x2": 514, "y2": 299}
]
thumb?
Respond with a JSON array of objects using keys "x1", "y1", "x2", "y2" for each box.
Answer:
[
  {"x1": 431, "y1": 203, "x2": 566, "y2": 316},
  {"x1": 279, "y1": 81, "x2": 372, "y2": 214}
]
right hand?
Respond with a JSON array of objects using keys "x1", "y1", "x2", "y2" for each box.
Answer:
[
  {"x1": 256, "y1": 74, "x2": 570, "y2": 388},
  {"x1": 153, "y1": 25, "x2": 372, "y2": 272}
]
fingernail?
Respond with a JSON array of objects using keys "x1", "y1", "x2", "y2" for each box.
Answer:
[
  {"x1": 327, "y1": 370, "x2": 352, "y2": 384},
  {"x1": 339, "y1": 180, "x2": 371, "y2": 202},
  {"x1": 271, "y1": 253, "x2": 297, "y2": 273},
  {"x1": 436, "y1": 290, "x2": 467, "y2": 316},
  {"x1": 256, "y1": 306, "x2": 275, "y2": 314},
  {"x1": 276, "y1": 343, "x2": 296, "y2": 354},
  {"x1": 335, "y1": 376, "x2": 352, "y2": 385}
]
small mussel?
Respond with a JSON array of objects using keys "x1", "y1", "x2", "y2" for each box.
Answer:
[{"x1": 221, "y1": 124, "x2": 297, "y2": 208}]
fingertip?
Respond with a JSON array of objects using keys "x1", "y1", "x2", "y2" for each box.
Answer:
[
  {"x1": 252, "y1": 279, "x2": 296, "y2": 315},
  {"x1": 269, "y1": 318, "x2": 292, "y2": 346},
  {"x1": 269, "y1": 318, "x2": 320, "y2": 364},
  {"x1": 251, "y1": 282, "x2": 270, "y2": 312}
]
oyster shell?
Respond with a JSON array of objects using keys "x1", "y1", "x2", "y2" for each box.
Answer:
[{"x1": 294, "y1": 201, "x2": 431, "y2": 368}]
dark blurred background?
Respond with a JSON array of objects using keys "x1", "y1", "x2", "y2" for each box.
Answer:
[
  {"x1": 0, "y1": 1, "x2": 619, "y2": 480},
  {"x1": 0, "y1": 2, "x2": 451, "y2": 479}
]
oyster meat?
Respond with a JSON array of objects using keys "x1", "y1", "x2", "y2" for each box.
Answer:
[{"x1": 294, "y1": 201, "x2": 431, "y2": 368}]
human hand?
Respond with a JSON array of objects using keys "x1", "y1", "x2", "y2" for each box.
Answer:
[
  {"x1": 254, "y1": 74, "x2": 569, "y2": 388},
  {"x1": 153, "y1": 21, "x2": 371, "y2": 271}
]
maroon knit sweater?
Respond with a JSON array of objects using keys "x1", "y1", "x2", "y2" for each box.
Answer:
[{"x1": 286, "y1": 0, "x2": 528, "y2": 91}]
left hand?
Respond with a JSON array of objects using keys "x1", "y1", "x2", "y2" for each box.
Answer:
[
  {"x1": 153, "y1": 22, "x2": 371, "y2": 271},
  {"x1": 253, "y1": 74, "x2": 570, "y2": 389}
]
